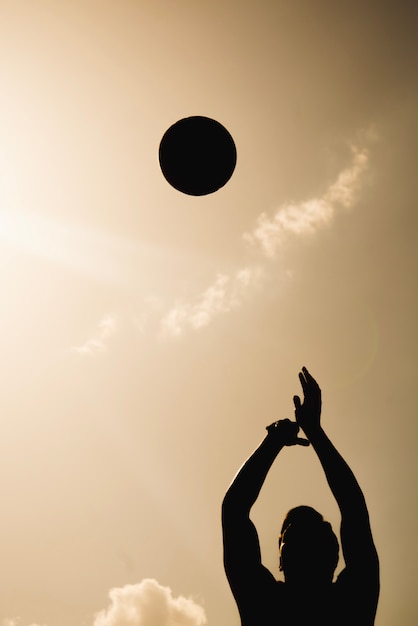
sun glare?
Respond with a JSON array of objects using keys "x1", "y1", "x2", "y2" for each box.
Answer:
[{"x1": 0, "y1": 209, "x2": 147, "y2": 287}]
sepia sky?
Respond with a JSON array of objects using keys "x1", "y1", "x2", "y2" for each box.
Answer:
[{"x1": 1, "y1": 1, "x2": 417, "y2": 625}]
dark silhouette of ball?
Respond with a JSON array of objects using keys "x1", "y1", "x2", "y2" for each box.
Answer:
[{"x1": 159, "y1": 116, "x2": 237, "y2": 196}]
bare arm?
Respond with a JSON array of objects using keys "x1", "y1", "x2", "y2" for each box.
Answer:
[
  {"x1": 294, "y1": 369, "x2": 379, "y2": 611},
  {"x1": 222, "y1": 420, "x2": 309, "y2": 615}
]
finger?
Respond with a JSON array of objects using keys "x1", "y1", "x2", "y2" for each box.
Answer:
[
  {"x1": 295, "y1": 437, "x2": 310, "y2": 446},
  {"x1": 293, "y1": 395, "x2": 301, "y2": 409},
  {"x1": 265, "y1": 420, "x2": 279, "y2": 432},
  {"x1": 298, "y1": 371, "x2": 308, "y2": 394},
  {"x1": 302, "y1": 366, "x2": 319, "y2": 388}
]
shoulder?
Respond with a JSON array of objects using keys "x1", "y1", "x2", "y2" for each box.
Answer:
[
  {"x1": 333, "y1": 568, "x2": 379, "y2": 624},
  {"x1": 335, "y1": 565, "x2": 379, "y2": 592},
  {"x1": 239, "y1": 579, "x2": 285, "y2": 626}
]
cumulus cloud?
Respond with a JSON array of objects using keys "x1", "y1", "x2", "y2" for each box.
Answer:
[
  {"x1": 2, "y1": 580, "x2": 205, "y2": 626},
  {"x1": 71, "y1": 315, "x2": 118, "y2": 355},
  {"x1": 93, "y1": 579, "x2": 206, "y2": 626},
  {"x1": 159, "y1": 266, "x2": 264, "y2": 338},
  {"x1": 243, "y1": 144, "x2": 369, "y2": 257}
]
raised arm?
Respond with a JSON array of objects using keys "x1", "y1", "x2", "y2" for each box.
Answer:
[
  {"x1": 294, "y1": 368, "x2": 379, "y2": 613},
  {"x1": 222, "y1": 420, "x2": 308, "y2": 618}
]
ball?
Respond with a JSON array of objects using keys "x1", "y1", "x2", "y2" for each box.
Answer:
[{"x1": 159, "y1": 116, "x2": 237, "y2": 196}]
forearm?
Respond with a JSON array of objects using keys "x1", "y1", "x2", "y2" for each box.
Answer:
[
  {"x1": 308, "y1": 427, "x2": 367, "y2": 516},
  {"x1": 223, "y1": 434, "x2": 284, "y2": 515},
  {"x1": 310, "y1": 425, "x2": 379, "y2": 579}
]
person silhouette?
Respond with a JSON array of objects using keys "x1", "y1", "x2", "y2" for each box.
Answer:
[{"x1": 222, "y1": 367, "x2": 379, "y2": 625}]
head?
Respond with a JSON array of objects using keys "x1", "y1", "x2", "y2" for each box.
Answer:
[{"x1": 278, "y1": 506, "x2": 339, "y2": 586}]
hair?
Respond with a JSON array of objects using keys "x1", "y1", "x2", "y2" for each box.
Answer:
[
  {"x1": 279, "y1": 506, "x2": 326, "y2": 543},
  {"x1": 278, "y1": 506, "x2": 340, "y2": 577}
]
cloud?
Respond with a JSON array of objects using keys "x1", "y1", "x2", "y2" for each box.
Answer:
[
  {"x1": 2, "y1": 580, "x2": 205, "y2": 626},
  {"x1": 71, "y1": 137, "x2": 371, "y2": 343},
  {"x1": 158, "y1": 140, "x2": 370, "y2": 338},
  {"x1": 71, "y1": 316, "x2": 118, "y2": 355},
  {"x1": 93, "y1": 579, "x2": 206, "y2": 626},
  {"x1": 243, "y1": 144, "x2": 369, "y2": 257},
  {"x1": 132, "y1": 296, "x2": 165, "y2": 335},
  {"x1": 159, "y1": 266, "x2": 264, "y2": 338}
]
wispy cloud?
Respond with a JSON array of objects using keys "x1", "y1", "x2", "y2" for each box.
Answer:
[
  {"x1": 243, "y1": 144, "x2": 369, "y2": 257},
  {"x1": 70, "y1": 137, "x2": 371, "y2": 344},
  {"x1": 132, "y1": 296, "x2": 164, "y2": 335},
  {"x1": 71, "y1": 316, "x2": 117, "y2": 356},
  {"x1": 93, "y1": 579, "x2": 206, "y2": 626},
  {"x1": 159, "y1": 266, "x2": 264, "y2": 338}
]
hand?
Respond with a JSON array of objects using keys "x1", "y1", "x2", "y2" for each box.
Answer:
[
  {"x1": 293, "y1": 367, "x2": 322, "y2": 436},
  {"x1": 266, "y1": 418, "x2": 310, "y2": 447}
]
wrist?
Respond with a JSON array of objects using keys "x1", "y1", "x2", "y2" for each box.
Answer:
[
  {"x1": 264, "y1": 424, "x2": 287, "y2": 450},
  {"x1": 303, "y1": 425, "x2": 326, "y2": 443}
]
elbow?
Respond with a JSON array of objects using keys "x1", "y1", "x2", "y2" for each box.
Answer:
[
  {"x1": 222, "y1": 483, "x2": 242, "y2": 510},
  {"x1": 222, "y1": 490, "x2": 235, "y2": 517},
  {"x1": 222, "y1": 488, "x2": 249, "y2": 521}
]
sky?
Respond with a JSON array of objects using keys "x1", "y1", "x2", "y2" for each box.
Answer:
[{"x1": 1, "y1": 1, "x2": 417, "y2": 624}]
